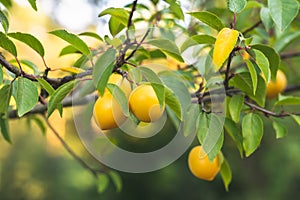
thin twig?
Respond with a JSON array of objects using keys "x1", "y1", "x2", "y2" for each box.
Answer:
[
  {"x1": 242, "y1": 20, "x2": 262, "y2": 35},
  {"x1": 43, "y1": 115, "x2": 106, "y2": 178},
  {"x1": 280, "y1": 52, "x2": 300, "y2": 59},
  {"x1": 126, "y1": 28, "x2": 150, "y2": 61}
]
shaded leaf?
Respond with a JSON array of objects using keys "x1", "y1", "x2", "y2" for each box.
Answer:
[
  {"x1": 79, "y1": 31, "x2": 103, "y2": 41},
  {"x1": 0, "y1": 9, "x2": 9, "y2": 33},
  {"x1": 252, "y1": 44, "x2": 279, "y2": 81},
  {"x1": 98, "y1": 7, "x2": 129, "y2": 25},
  {"x1": 224, "y1": 118, "x2": 243, "y2": 157},
  {"x1": 0, "y1": 113, "x2": 11, "y2": 143},
  {"x1": 188, "y1": 11, "x2": 225, "y2": 31},
  {"x1": 59, "y1": 45, "x2": 80, "y2": 56},
  {"x1": 0, "y1": 84, "x2": 11, "y2": 113},
  {"x1": 180, "y1": 35, "x2": 216, "y2": 53},
  {"x1": 272, "y1": 121, "x2": 287, "y2": 139},
  {"x1": 0, "y1": 32, "x2": 17, "y2": 56},
  {"x1": 92, "y1": 48, "x2": 116, "y2": 96},
  {"x1": 97, "y1": 173, "x2": 109, "y2": 194},
  {"x1": 242, "y1": 113, "x2": 263, "y2": 157},
  {"x1": 245, "y1": 60, "x2": 257, "y2": 95},
  {"x1": 220, "y1": 158, "x2": 232, "y2": 191},
  {"x1": 229, "y1": 94, "x2": 244, "y2": 123},
  {"x1": 260, "y1": 7, "x2": 273, "y2": 30},
  {"x1": 109, "y1": 17, "x2": 126, "y2": 36},
  {"x1": 275, "y1": 94, "x2": 300, "y2": 106},
  {"x1": 269, "y1": 0, "x2": 299, "y2": 31},
  {"x1": 164, "y1": 86, "x2": 182, "y2": 120},
  {"x1": 273, "y1": 32, "x2": 300, "y2": 52},
  {"x1": 107, "y1": 83, "x2": 130, "y2": 116},
  {"x1": 109, "y1": 171, "x2": 122, "y2": 192},
  {"x1": 147, "y1": 39, "x2": 184, "y2": 62},
  {"x1": 183, "y1": 104, "x2": 200, "y2": 137},
  {"x1": 8, "y1": 32, "x2": 44, "y2": 57},
  {"x1": 0, "y1": 66, "x2": 3, "y2": 84},
  {"x1": 48, "y1": 80, "x2": 78, "y2": 117}
]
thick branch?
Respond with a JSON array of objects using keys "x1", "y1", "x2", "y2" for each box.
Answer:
[
  {"x1": 280, "y1": 52, "x2": 300, "y2": 59},
  {"x1": 9, "y1": 94, "x2": 97, "y2": 119}
]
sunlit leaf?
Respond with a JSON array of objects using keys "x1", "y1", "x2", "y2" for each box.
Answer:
[
  {"x1": 272, "y1": 121, "x2": 287, "y2": 139},
  {"x1": 98, "y1": 7, "x2": 129, "y2": 26},
  {"x1": 164, "y1": 86, "x2": 182, "y2": 120},
  {"x1": 180, "y1": 35, "x2": 216, "y2": 53},
  {"x1": 37, "y1": 78, "x2": 55, "y2": 95},
  {"x1": 49, "y1": 29, "x2": 91, "y2": 56},
  {"x1": 107, "y1": 83, "x2": 130, "y2": 117},
  {"x1": 58, "y1": 67, "x2": 85, "y2": 74},
  {"x1": 27, "y1": 0, "x2": 37, "y2": 11},
  {"x1": 109, "y1": 171, "x2": 122, "y2": 192},
  {"x1": 79, "y1": 31, "x2": 103, "y2": 41},
  {"x1": 97, "y1": 173, "x2": 109, "y2": 194},
  {"x1": 8, "y1": 32, "x2": 45, "y2": 57},
  {"x1": 183, "y1": 104, "x2": 200, "y2": 137},
  {"x1": 260, "y1": 7, "x2": 273, "y2": 30},
  {"x1": 220, "y1": 157, "x2": 232, "y2": 191},
  {"x1": 229, "y1": 94, "x2": 244, "y2": 123},
  {"x1": 273, "y1": 32, "x2": 300, "y2": 52},
  {"x1": 16, "y1": 77, "x2": 39, "y2": 117},
  {"x1": 0, "y1": 10, "x2": 9, "y2": 33},
  {"x1": 275, "y1": 94, "x2": 300, "y2": 106},
  {"x1": 245, "y1": 60, "x2": 257, "y2": 95}
]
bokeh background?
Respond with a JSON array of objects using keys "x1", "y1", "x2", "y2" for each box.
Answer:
[{"x1": 1, "y1": 0, "x2": 300, "y2": 199}]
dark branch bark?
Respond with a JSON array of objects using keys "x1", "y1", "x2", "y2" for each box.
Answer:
[
  {"x1": 242, "y1": 20, "x2": 262, "y2": 35},
  {"x1": 280, "y1": 52, "x2": 300, "y2": 59}
]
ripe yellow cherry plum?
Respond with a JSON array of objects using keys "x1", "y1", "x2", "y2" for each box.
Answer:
[{"x1": 266, "y1": 70, "x2": 287, "y2": 99}]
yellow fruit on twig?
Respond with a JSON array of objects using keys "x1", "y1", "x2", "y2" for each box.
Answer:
[
  {"x1": 188, "y1": 145, "x2": 220, "y2": 181},
  {"x1": 266, "y1": 70, "x2": 287, "y2": 99},
  {"x1": 129, "y1": 84, "x2": 165, "y2": 122}
]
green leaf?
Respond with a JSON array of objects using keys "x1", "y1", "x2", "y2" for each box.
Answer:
[
  {"x1": 0, "y1": 32, "x2": 17, "y2": 56},
  {"x1": 139, "y1": 67, "x2": 165, "y2": 107},
  {"x1": 272, "y1": 121, "x2": 287, "y2": 139},
  {"x1": 0, "y1": 9, "x2": 9, "y2": 33},
  {"x1": 109, "y1": 171, "x2": 122, "y2": 192},
  {"x1": 252, "y1": 44, "x2": 279, "y2": 81},
  {"x1": 37, "y1": 78, "x2": 55, "y2": 95},
  {"x1": 48, "y1": 80, "x2": 78, "y2": 117},
  {"x1": 59, "y1": 45, "x2": 80, "y2": 56},
  {"x1": 147, "y1": 39, "x2": 184, "y2": 62},
  {"x1": 16, "y1": 78, "x2": 39, "y2": 117},
  {"x1": 188, "y1": 11, "x2": 225, "y2": 31},
  {"x1": 164, "y1": 86, "x2": 182, "y2": 120},
  {"x1": 230, "y1": 72, "x2": 266, "y2": 107},
  {"x1": 92, "y1": 48, "x2": 116, "y2": 96},
  {"x1": 109, "y1": 17, "x2": 126, "y2": 36},
  {"x1": 268, "y1": 0, "x2": 299, "y2": 31},
  {"x1": 273, "y1": 32, "x2": 300, "y2": 52},
  {"x1": 229, "y1": 94, "x2": 244, "y2": 123},
  {"x1": 180, "y1": 35, "x2": 216, "y2": 53},
  {"x1": 79, "y1": 32, "x2": 103, "y2": 41},
  {"x1": 254, "y1": 49, "x2": 270, "y2": 82},
  {"x1": 18, "y1": 60, "x2": 39, "y2": 75},
  {"x1": 242, "y1": 113, "x2": 263, "y2": 157},
  {"x1": 0, "y1": 0, "x2": 12, "y2": 8},
  {"x1": 8, "y1": 32, "x2": 44, "y2": 57},
  {"x1": 30, "y1": 116, "x2": 47, "y2": 135},
  {"x1": 27, "y1": 0, "x2": 37, "y2": 11},
  {"x1": 245, "y1": 60, "x2": 257, "y2": 95},
  {"x1": 0, "y1": 66, "x2": 3, "y2": 84},
  {"x1": 197, "y1": 112, "x2": 209, "y2": 144},
  {"x1": 49, "y1": 29, "x2": 91, "y2": 56},
  {"x1": 224, "y1": 118, "x2": 243, "y2": 157},
  {"x1": 275, "y1": 94, "x2": 300, "y2": 106},
  {"x1": 202, "y1": 114, "x2": 224, "y2": 161},
  {"x1": 98, "y1": 7, "x2": 129, "y2": 26},
  {"x1": 220, "y1": 158, "x2": 232, "y2": 191},
  {"x1": 0, "y1": 84, "x2": 11, "y2": 113},
  {"x1": 291, "y1": 115, "x2": 300, "y2": 126},
  {"x1": 165, "y1": 0, "x2": 184, "y2": 20},
  {"x1": 260, "y1": 7, "x2": 273, "y2": 30},
  {"x1": 0, "y1": 113, "x2": 11, "y2": 143},
  {"x1": 106, "y1": 83, "x2": 130, "y2": 116},
  {"x1": 227, "y1": 0, "x2": 247, "y2": 13},
  {"x1": 183, "y1": 104, "x2": 200, "y2": 137},
  {"x1": 97, "y1": 173, "x2": 109, "y2": 194}
]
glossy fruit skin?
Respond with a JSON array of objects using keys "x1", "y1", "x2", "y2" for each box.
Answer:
[
  {"x1": 93, "y1": 93, "x2": 126, "y2": 130},
  {"x1": 188, "y1": 145, "x2": 221, "y2": 181},
  {"x1": 129, "y1": 84, "x2": 165, "y2": 122},
  {"x1": 266, "y1": 70, "x2": 287, "y2": 99}
]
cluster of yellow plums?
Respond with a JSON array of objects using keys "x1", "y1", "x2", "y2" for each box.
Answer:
[{"x1": 93, "y1": 73, "x2": 165, "y2": 130}]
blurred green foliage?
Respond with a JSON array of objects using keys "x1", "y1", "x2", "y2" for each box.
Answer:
[{"x1": 1, "y1": 117, "x2": 300, "y2": 200}]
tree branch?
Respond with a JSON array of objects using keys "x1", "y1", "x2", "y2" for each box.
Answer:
[
  {"x1": 242, "y1": 20, "x2": 262, "y2": 35},
  {"x1": 280, "y1": 51, "x2": 300, "y2": 59},
  {"x1": 43, "y1": 115, "x2": 106, "y2": 178},
  {"x1": 9, "y1": 94, "x2": 97, "y2": 119}
]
